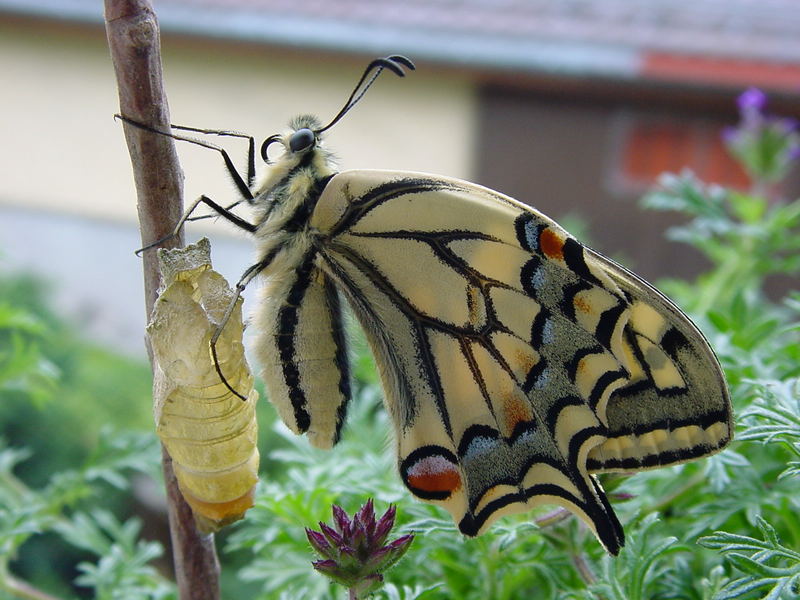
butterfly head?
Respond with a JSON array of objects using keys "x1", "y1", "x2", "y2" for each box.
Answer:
[
  {"x1": 260, "y1": 115, "x2": 324, "y2": 166},
  {"x1": 259, "y1": 55, "x2": 415, "y2": 168}
]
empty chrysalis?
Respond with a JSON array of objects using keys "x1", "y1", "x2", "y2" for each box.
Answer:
[
  {"x1": 125, "y1": 55, "x2": 732, "y2": 554},
  {"x1": 147, "y1": 238, "x2": 259, "y2": 532}
]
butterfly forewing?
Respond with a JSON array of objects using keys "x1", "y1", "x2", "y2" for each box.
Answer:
[{"x1": 300, "y1": 169, "x2": 730, "y2": 554}]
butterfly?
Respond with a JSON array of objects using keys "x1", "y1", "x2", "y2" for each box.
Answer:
[{"x1": 123, "y1": 55, "x2": 732, "y2": 554}]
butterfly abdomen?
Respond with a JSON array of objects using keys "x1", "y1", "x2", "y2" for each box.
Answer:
[{"x1": 250, "y1": 124, "x2": 352, "y2": 450}]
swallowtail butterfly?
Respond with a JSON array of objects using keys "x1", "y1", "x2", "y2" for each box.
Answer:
[{"x1": 125, "y1": 56, "x2": 731, "y2": 553}]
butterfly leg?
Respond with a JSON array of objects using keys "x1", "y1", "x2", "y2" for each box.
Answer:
[
  {"x1": 210, "y1": 257, "x2": 275, "y2": 399},
  {"x1": 135, "y1": 194, "x2": 257, "y2": 255},
  {"x1": 117, "y1": 114, "x2": 257, "y2": 201},
  {"x1": 169, "y1": 123, "x2": 257, "y2": 188},
  {"x1": 164, "y1": 123, "x2": 256, "y2": 226},
  {"x1": 118, "y1": 114, "x2": 261, "y2": 252}
]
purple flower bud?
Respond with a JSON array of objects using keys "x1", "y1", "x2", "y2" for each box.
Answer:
[
  {"x1": 370, "y1": 535, "x2": 414, "y2": 571},
  {"x1": 375, "y1": 505, "x2": 397, "y2": 544},
  {"x1": 738, "y1": 87, "x2": 767, "y2": 113},
  {"x1": 311, "y1": 559, "x2": 340, "y2": 575},
  {"x1": 305, "y1": 500, "x2": 415, "y2": 596},
  {"x1": 350, "y1": 521, "x2": 368, "y2": 554},
  {"x1": 356, "y1": 498, "x2": 376, "y2": 530},
  {"x1": 387, "y1": 534, "x2": 414, "y2": 552},
  {"x1": 319, "y1": 522, "x2": 343, "y2": 546}
]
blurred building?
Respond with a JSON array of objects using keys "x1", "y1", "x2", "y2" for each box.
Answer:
[{"x1": 1, "y1": 0, "x2": 799, "y2": 353}]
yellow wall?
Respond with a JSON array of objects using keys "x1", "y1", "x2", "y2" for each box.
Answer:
[{"x1": 0, "y1": 19, "x2": 477, "y2": 233}]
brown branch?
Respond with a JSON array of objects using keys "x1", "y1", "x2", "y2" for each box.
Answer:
[
  {"x1": 103, "y1": 1, "x2": 220, "y2": 598},
  {"x1": 4, "y1": 575, "x2": 65, "y2": 600}
]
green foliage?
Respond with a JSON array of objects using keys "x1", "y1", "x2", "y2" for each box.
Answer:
[
  {"x1": 723, "y1": 87, "x2": 800, "y2": 184},
  {"x1": 0, "y1": 268, "x2": 167, "y2": 599},
  {"x1": 644, "y1": 172, "x2": 800, "y2": 317},
  {"x1": 699, "y1": 517, "x2": 800, "y2": 599},
  {"x1": 578, "y1": 514, "x2": 686, "y2": 600},
  {"x1": 0, "y1": 429, "x2": 168, "y2": 599},
  {"x1": 55, "y1": 510, "x2": 173, "y2": 600},
  {"x1": 0, "y1": 300, "x2": 57, "y2": 407}
]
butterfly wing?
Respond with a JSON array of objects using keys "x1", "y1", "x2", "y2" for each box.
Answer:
[
  {"x1": 308, "y1": 169, "x2": 731, "y2": 554},
  {"x1": 582, "y1": 250, "x2": 733, "y2": 473}
]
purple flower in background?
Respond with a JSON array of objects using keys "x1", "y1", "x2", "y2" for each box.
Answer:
[
  {"x1": 306, "y1": 500, "x2": 414, "y2": 599},
  {"x1": 724, "y1": 87, "x2": 800, "y2": 183},
  {"x1": 737, "y1": 87, "x2": 767, "y2": 114}
]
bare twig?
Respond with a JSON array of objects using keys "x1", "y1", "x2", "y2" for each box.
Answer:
[
  {"x1": 4, "y1": 575, "x2": 64, "y2": 600},
  {"x1": 103, "y1": 1, "x2": 220, "y2": 598}
]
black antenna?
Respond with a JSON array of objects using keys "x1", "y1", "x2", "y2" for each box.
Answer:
[{"x1": 314, "y1": 55, "x2": 415, "y2": 135}]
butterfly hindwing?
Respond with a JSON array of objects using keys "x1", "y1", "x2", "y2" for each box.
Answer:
[
  {"x1": 306, "y1": 170, "x2": 724, "y2": 553},
  {"x1": 265, "y1": 167, "x2": 730, "y2": 554},
  {"x1": 584, "y1": 251, "x2": 733, "y2": 472}
]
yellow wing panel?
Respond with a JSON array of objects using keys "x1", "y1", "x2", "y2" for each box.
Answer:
[{"x1": 303, "y1": 169, "x2": 731, "y2": 553}]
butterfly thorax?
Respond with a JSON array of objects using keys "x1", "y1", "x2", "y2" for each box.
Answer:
[{"x1": 252, "y1": 118, "x2": 337, "y2": 277}]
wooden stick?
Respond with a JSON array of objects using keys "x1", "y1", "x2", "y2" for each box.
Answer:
[{"x1": 103, "y1": 1, "x2": 221, "y2": 598}]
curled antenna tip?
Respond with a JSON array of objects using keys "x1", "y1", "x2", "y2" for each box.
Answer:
[
  {"x1": 387, "y1": 55, "x2": 416, "y2": 70},
  {"x1": 371, "y1": 56, "x2": 415, "y2": 77},
  {"x1": 314, "y1": 54, "x2": 416, "y2": 135}
]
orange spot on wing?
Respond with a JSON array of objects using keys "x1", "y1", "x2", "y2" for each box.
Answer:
[
  {"x1": 539, "y1": 228, "x2": 565, "y2": 260},
  {"x1": 514, "y1": 350, "x2": 538, "y2": 372},
  {"x1": 576, "y1": 357, "x2": 589, "y2": 375},
  {"x1": 502, "y1": 393, "x2": 533, "y2": 433},
  {"x1": 574, "y1": 295, "x2": 592, "y2": 314},
  {"x1": 407, "y1": 458, "x2": 462, "y2": 494}
]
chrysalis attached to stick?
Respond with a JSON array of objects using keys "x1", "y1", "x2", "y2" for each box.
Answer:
[{"x1": 147, "y1": 238, "x2": 259, "y2": 532}]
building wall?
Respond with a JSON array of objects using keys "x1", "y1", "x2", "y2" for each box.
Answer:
[{"x1": 0, "y1": 17, "x2": 477, "y2": 226}]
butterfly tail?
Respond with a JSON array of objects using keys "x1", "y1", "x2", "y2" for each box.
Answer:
[{"x1": 587, "y1": 475, "x2": 625, "y2": 555}]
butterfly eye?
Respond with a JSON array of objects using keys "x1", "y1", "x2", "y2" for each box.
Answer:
[
  {"x1": 260, "y1": 134, "x2": 284, "y2": 164},
  {"x1": 289, "y1": 128, "x2": 315, "y2": 152}
]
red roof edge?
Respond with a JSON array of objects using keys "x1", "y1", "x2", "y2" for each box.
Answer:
[{"x1": 641, "y1": 52, "x2": 800, "y2": 93}]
